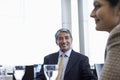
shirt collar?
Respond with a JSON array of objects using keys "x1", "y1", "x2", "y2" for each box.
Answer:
[
  {"x1": 59, "y1": 49, "x2": 72, "y2": 57},
  {"x1": 110, "y1": 23, "x2": 120, "y2": 34}
]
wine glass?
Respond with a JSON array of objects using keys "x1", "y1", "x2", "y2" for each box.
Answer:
[
  {"x1": 0, "y1": 67, "x2": 6, "y2": 80},
  {"x1": 43, "y1": 64, "x2": 58, "y2": 80},
  {"x1": 14, "y1": 66, "x2": 25, "y2": 80}
]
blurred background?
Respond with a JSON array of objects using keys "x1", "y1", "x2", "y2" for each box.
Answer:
[{"x1": 0, "y1": 0, "x2": 108, "y2": 66}]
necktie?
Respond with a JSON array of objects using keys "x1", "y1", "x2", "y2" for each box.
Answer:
[{"x1": 56, "y1": 53, "x2": 65, "y2": 80}]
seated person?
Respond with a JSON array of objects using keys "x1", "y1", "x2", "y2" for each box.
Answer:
[{"x1": 36, "y1": 28, "x2": 97, "y2": 80}]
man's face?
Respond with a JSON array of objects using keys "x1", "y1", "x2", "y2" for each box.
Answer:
[{"x1": 56, "y1": 32, "x2": 72, "y2": 52}]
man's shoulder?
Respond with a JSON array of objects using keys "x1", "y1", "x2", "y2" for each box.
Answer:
[
  {"x1": 45, "y1": 52, "x2": 58, "y2": 58},
  {"x1": 72, "y1": 50, "x2": 88, "y2": 58}
]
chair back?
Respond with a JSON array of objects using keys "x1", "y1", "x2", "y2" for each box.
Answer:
[{"x1": 94, "y1": 64, "x2": 104, "y2": 78}]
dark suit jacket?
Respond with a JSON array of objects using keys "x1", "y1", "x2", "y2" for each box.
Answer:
[{"x1": 37, "y1": 50, "x2": 97, "y2": 80}]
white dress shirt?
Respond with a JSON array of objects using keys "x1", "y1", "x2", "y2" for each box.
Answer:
[{"x1": 58, "y1": 49, "x2": 72, "y2": 80}]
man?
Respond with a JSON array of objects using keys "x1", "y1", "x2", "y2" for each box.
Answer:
[{"x1": 36, "y1": 28, "x2": 97, "y2": 80}]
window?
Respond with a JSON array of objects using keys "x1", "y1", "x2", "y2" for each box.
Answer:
[{"x1": 0, "y1": 0, "x2": 61, "y2": 65}]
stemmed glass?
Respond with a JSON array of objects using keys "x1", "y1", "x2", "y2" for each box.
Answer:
[
  {"x1": 14, "y1": 66, "x2": 25, "y2": 80},
  {"x1": 0, "y1": 67, "x2": 6, "y2": 80},
  {"x1": 43, "y1": 64, "x2": 58, "y2": 80}
]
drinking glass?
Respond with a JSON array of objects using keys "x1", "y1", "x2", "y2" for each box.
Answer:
[
  {"x1": 14, "y1": 66, "x2": 25, "y2": 80},
  {"x1": 43, "y1": 64, "x2": 58, "y2": 80},
  {"x1": 0, "y1": 67, "x2": 6, "y2": 80},
  {"x1": 34, "y1": 64, "x2": 41, "y2": 80}
]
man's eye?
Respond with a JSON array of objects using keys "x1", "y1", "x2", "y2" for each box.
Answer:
[
  {"x1": 65, "y1": 37, "x2": 69, "y2": 40},
  {"x1": 58, "y1": 38, "x2": 63, "y2": 40}
]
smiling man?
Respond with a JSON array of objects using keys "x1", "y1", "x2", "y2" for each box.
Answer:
[{"x1": 36, "y1": 28, "x2": 97, "y2": 80}]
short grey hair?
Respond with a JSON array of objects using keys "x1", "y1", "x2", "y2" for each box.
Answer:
[{"x1": 55, "y1": 28, "x2": 73, "y2": 41}]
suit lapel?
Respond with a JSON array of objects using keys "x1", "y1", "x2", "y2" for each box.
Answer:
[
  {"x1": 64, "y1": 50, "x2": 78, "y2": 75},
  {"x1": 49, "y1": 52, "x2": 59, "y2": 64}
]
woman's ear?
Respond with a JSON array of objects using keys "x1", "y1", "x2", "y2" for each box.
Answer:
[
  {"x1": 115, "y1": 2, "x2": 120, "y2": 16},
  {"x1": 118, "y1": 3, "x2": 120, "y2": 16}
]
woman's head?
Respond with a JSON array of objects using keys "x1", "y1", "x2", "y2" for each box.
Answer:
[{"x1": 90, "y1": 0, "x2": 120, "y2": 32}]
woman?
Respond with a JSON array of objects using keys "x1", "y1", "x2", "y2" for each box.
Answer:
[{"x1": 90, "y1": 0, "x2": 120, "y2": 80}]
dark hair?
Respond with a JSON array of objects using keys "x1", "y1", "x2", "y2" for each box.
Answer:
[
  {"x1": 55, "y1": 28, "x2": 72, "y2": 41},
  {"x1": 107, "y1": 0, "x2": 120, "y2": 7}
]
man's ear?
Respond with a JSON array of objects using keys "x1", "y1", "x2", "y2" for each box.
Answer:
[{"x1": 56, "y1": 41, "x2": 58, "y2": 45}]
